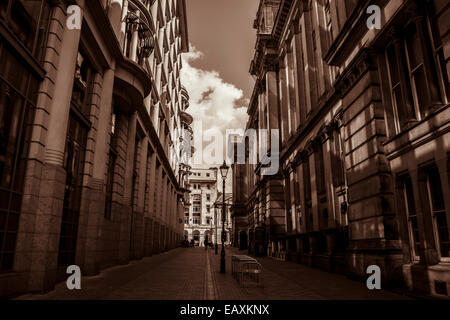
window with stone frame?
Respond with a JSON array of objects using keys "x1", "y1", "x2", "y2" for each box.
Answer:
[
  {"x1": 0, "y1": 0, "x2": 51, "y2": 61},
  {"x1": 72, "y1": 50, "x2": 94, "y2": 119},
  {"x1": 314, "y1": 141, "x2": 326, "y2": 196},
  {"x1": 192, "y1": 194, "x2": 201, "y2": 215},
  {"x1": 331, "y1": 125, "x2": 346, "y2": 187},
  {"x1": 399, "y1": 173, "x2": 421, "y2": 260},
  {"x1": 303, "y1": 156, "x2": 313, "y2": 232},
  {"x1": 384, "y1": 14, "x2": 447, "y2": 134},
  {"x1": 425, "y1": 166, "x2": 450, "y2": 259},
  {"x1": 192, "y1": 216, "x2": 200, "y2": 225},
  {"x1": 0, "y1": 42, "x2": 39, "y2": 272},
  {"x1": 428, "y1": 2, "x2": 450, "y2": 102}
]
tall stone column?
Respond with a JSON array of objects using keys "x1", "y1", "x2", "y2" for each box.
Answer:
[
  {"x1": 108, "y1": 0, "x2": 123, "y2": 40},
  {"x1": 79, "y1": 66, "x2": 115, "y2": 275},
  {"x1": 108, "y1": 0, "x2": 128, "y2": 50},
  {"x1": 27, "y1": 0, "x2": 85, "y2": 293},
  {"x1": 124, "y1": 112, "x2": 137, "y2": 206},
  {"x1": 45, "y1": 4, "x2": 84, "y2": 166},
  {"x1": 118, "y1": 112, "x2": 136, "y2": 264},
  {"x1": 134, "y1": 136, "x2": 148, "y2": 258},
  {"x1": 129, "y1": 11, "x2": 140, "y2": 61},
  {"x1": 75, "y1": 70, "x2": 104, "y2": 275}
]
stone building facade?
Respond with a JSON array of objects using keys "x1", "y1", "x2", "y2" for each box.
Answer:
[
  {"x1": 184, "y1": 168, "x2": 218, "y2": 246},
  {"x1": 234, "y1": 0, "x2": 450, "y2": 297},
  {"x1": 0, "y1": 0, "x2": 192, "y2": 298}
]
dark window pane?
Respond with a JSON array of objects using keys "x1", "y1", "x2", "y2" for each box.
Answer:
[
  {"x1": 429, "y1": 167, "x2": 445, "y2": 211},
  {"x1": 0, "y1": 212, "x2": 6, "y2": 230},
  {"x1": 387, "y1": 45, "x2": 399, "y2": 85},
  {"x1": 4, "y1": 232, "x2": 16, "y2": 251},
  {"x1": 1, "y1": 252, "x2": 14, "y2": 270},
  {"x1": 10, "y1": 0, "x2": 43, "y2": 53},
  {"x1": 405, "y1": 23, "x2": 423, "y2": 70},
  {"x1": 0, "y1": 190, "x2": 9, "y2": 210},
  {"x1": 413, "y1": 67, "x2": 429, "y2": 115},
  {"x1": 404, "y1": 175, "x2": 416, "y2": 214},
  {"x1": 0, "y1": 40, "x2": 29, "y2": 93},
  {"x1": 0, "y1": 82, "x2": 25, "y2": 190},
  {"x1": 6, "y1": 212, "x2": 18, "y2": 232}
]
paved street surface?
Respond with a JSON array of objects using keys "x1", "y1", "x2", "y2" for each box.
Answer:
[{"x1": 16, "y1": 247, "x2": 411, "y2": 300}]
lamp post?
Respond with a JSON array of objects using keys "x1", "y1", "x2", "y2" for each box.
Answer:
[
  {"x1": 214, "y1": 204, "x2": 218, "y2": 255},
  {"x1": 219, "y1": 161, "x2": 229, "y2": 273}
]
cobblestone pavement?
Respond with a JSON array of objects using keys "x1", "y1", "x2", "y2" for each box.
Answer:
[{"x1": 16, "y1": 247, "x2": 412, "y2": 300}]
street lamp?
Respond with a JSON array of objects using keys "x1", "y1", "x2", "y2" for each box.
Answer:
[{"x1": 219, "y1": 161, "x2": 229, "y2": 273}]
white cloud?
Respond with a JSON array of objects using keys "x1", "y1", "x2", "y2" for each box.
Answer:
[
  {"x1": 181, "y1": 44, "x2": 249, "y2": 150},
  {"x1": 180, "y1": 45, "x2": 248, "y2": 192}
]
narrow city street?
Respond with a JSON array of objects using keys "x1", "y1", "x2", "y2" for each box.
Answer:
[{"x1": 16, "y1": 248, "x2": 411, "y2": 300}]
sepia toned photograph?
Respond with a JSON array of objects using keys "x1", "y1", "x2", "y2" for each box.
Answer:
[{"x1": 0, "y1": 0, "x2": 449, "y2": 316}]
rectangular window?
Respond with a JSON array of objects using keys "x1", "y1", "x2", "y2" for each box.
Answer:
[
  {"x1": 206, "y1": 205, "x2": 210, "y2": 213},
  {"x1": 303, "y1": 157, "x2": 313, "y2": 232},
  {"x1": 331, "y1": 128, "x2": 346, "y2": 187},
  {"x1": 426, "y1": 166, "x2": 449, "y2": 258},
  {"x1": 192, "y1": 216, "x2": 200, "y2": 225},
  {"x1": 429, "y1": 4, "x2": 450, "y2": 101},
  {"x1": 105, "y1": 110, "x2": 118, "y2": 220},
  {"x1": 401, "y1": 174, "x2": 421, "y2": 259},
  {"x1": 386, "y1": 43, "x2": 416, "y2": 130},
  {"x1": 0, "y1": 42, "x2": 39, "y2": 272},
  {"x1": 315, "y1": 143, "x2": 326, "y2": 195},
  {"x1": 192, "y1": 194, "x2": 201, "y2": 214},
  {"x1": 384, "y1": 16, "x2": 446, "y2": 134},
  {"x1": 1, "y1": 0, "x2": 52, "y2": 61}
]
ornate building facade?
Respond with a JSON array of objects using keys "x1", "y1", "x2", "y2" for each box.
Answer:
[
  {"x1": 234, "y1": 0, "x2": 450, "y2": 297},
  {"x1": 0, "y1": 0, "x2": 192, "y2": 297},
  {"x1": 184, "y1": 168, "x2": 218, "y2": 246},
  {"x1": 183, "y1": 168, "x2": 233, "y2": 247}
]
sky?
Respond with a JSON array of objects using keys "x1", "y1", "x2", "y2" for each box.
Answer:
[{"x1": 180, "y1": 0, "x2": 260, "y2": 191}]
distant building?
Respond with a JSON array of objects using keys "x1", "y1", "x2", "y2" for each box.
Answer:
[
  {"x1": 184, "y1": 168, "x2": 233, "y2": 246},
  {"x1": 184, "y1": 168, "x2": 218, "y2": 246}
]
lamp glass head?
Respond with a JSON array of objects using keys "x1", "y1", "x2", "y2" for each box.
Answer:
[{"x1": 220, "y1": 161, "x2": 229, "y2": 179}]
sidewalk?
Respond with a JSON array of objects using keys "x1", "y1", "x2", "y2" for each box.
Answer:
[
  {"x1": 208, "y1": 247, "x2": 411, "y2": 300},
  {"x1": 17, "y1": 248, "x2": 206, "y2": 300}
]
